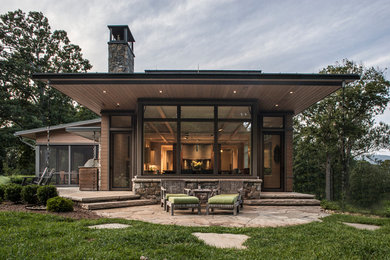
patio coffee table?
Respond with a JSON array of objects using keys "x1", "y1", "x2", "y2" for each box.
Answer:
[{"x1": 190, "y1": 188, "x2": 213, "y2": 202}]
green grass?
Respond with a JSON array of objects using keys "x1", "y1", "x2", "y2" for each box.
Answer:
[
  {"x1": 321, "y1": 199, "x2": 390, "y2": 217},
  {"x1": 0, "y1": 212, "x2": 389, "y2": 259},
  {"x1": 0, "y1": 176, "x2": 10, "y2": 185}
]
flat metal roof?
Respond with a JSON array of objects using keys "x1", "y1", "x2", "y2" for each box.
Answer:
[{"x1": 14, "y1": 118, "x2": 101, "y2": 139}]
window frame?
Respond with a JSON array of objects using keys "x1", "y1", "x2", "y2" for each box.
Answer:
[{"x1": 140, "y1": 100, "x2": 257, "y2": 177}]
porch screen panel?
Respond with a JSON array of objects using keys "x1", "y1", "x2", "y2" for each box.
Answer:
[
  {"x1": 39, "y1": 146, "x2": 69, "y2": 185},
  {"x1": 71, "y1": 145, "x2": 95, "y2": 185}
]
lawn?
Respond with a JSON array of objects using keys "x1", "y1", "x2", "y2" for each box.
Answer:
[{"x1": 0, "y1": 212, "x2": 389, "y2": 259}]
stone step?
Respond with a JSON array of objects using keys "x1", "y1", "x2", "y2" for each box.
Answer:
[
  {"x1": 63, "y1": 194, "x2": 140, "y2": 203},
  {"x1": 81, "y1": 199, "x2": 156, "y2": 210},
  {"x1": 260, "y1": 192, "x2": 315, "y2": 199},
  {"x1": 245, "y1": 199, "x2": 321, "y2": 206}
]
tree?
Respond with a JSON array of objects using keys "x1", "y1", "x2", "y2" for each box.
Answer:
[
  {"x1": 0, "y1": 9, "x2": 97, "y2": 174},
  {"x1": 294, "y1": 59, "x2": 390, "y2": 201}
]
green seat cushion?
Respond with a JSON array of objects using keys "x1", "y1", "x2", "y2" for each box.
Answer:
[
  {"x1": 208, "y1": 194, "x2": 239, "y2": 204},
  {"x1": 166, "y1": 193, "x2": 188, "y2": 200},
  {"x1": 168, "y1": 196, "x2": 199, "y2": 204}
]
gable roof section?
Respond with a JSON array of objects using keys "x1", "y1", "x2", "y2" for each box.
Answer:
[{"x1": 32, "y1": 71, "x2": 360, "y2": 115}]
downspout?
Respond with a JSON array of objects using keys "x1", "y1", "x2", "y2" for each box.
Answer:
[{"x1": 15, "y1": 136, "x2": 36, "y2": 150}]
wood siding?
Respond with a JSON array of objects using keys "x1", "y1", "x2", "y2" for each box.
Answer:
[
  {"x1": 100, "y1": 115, "x2": 110, "y2": 190},
  {"x1": 36, "y1": 130, "x2": 95, "y2": 145}
]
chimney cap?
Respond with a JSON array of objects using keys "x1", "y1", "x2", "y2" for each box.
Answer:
[{"x1": 108, "y1": 25, "x2": 135, "y2": 42}]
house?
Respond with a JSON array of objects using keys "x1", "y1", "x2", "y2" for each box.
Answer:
[
  {"x1": 14, "y1": 119, "x2": 100, "y2": 186},
  {"x1": 29, "y1": 25, "x2": 359, "y2": 198}
]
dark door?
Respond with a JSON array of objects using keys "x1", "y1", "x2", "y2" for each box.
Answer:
[
  {"x1": 110, "y1": 132, "x2": 132, "y2": 190},
  {"x1": 262, "y1": 133, "x2": 284, "y2": 191}
]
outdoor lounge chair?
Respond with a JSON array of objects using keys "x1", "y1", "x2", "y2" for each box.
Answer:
[
  {"x1": 214, "y1": 180, "x2": 244, "y2": 208},
  {"x1": 160, "y1": 180, "x2": 190, "y2": 210},
  {"x1": 206, "y1": 180, "x2": 244, "y2": 215},
  {"x1": 166, "y1": 196, "x2": 201, "y2": 216},
  {"x1": 21, "y1": 168, "x2": 55, "y2": 186},
  {"x1": 206, "y1": 194, "x2": 241, "y2": 215}
]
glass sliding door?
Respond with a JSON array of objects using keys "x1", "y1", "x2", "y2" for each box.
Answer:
[
  {"x1": 111, "y1": 132, "x2": 132, "y2": 190},
  {"x1": 263, "y1": 133, "x2": 283, "y2": 190}
]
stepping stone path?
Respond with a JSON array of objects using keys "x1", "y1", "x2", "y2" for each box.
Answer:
[
  {"x1": 342, "y1": 222, "x2": 380, "y2": 231},
  {"x1": 88, "y1": 223, "x2": 131, "y2": 229},
  {"x1": 192, "y1": 232, "x2": 250, "y2": 249}
]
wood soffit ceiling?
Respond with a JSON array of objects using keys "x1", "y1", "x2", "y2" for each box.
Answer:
[{"x1": 33, "y1": 73, "x2": 359, "y2": 115}]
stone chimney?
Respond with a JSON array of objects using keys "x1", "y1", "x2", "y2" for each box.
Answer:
[{"x1": 108, "y1": 25, "x2": 135, "y2": 73}]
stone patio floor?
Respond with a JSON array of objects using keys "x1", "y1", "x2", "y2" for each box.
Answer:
[{"x1": 94, "y1": 205, "x2": 329, "y2": 228}]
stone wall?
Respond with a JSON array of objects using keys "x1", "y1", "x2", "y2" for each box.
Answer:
[
  {"x1": 133, "y1": 178, "x2": 263, "y2": 200},
  {"x1": 108, "y1": 43, "x2": 134, "y2": 73}
]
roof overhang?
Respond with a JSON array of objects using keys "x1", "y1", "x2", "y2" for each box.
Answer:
[
  {"x1": 33, "y1": 71, "x2": 360, "y2": 115},
  {"x1": 14, "y1": 118, "x2": 101, "y2": 139}
]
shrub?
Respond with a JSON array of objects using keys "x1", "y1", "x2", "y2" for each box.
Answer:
[
  {"x1": 21, "y1": 185, "x2": 39, "y2": 204},
  {"x1": 4, "y1": 183, "x2": 22, "y2": 202},
  {"x1": 348, "y1": 161, "x2": 390, "y2": 207},
  {"x1": 320, "y1": 200, "x2": 341, "y2": 210},
  {"x1": 46, "y1": 196, "x2": 73, "y2": 212},
  {"x1": 0, "y1": 184, "x2": 5, "y2": 200},
  {"x1": 37, "y1": 185, "x2": 58, "y2": 205},
  {"x1": 10, "y1": 176, "x2": 24, "y2": 185}
]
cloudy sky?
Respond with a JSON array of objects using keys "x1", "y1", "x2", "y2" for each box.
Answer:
[{"x1": 1, "y1": 0, "x2": 390, "y2": 153}]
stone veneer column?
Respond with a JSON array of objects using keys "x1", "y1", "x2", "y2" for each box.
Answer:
[
  {"x1": 285, "y1": 115, "x2": 294, "y2": 192},
  {"x1": 100, "y1": 114, "x2": 110, "y2": 190},
  {"x1": 108, "y1": 44, "x2": 134, "y2": 73}
]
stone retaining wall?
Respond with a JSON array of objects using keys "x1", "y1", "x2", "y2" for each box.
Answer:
[{"x1": 133, "y1": 178, "x2": 262, "y2": 200}]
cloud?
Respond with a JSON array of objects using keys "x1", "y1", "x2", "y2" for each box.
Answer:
[{"x1": 1, "y1": 0, "x2": 389, "y2": 153}]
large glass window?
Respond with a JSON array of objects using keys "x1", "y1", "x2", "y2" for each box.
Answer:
[
  {"x1": 144, "y1": 106, "x2": 177, "y2": 119},
  {"x1": 111, "y1": 115, "x2": 132, "y2": 128},
  {"x1": 143, "y1": 121, "x2": 177, "y2": 175},
  {"x1": 263, "y1": 116, "x2": 283, "y2": 128},
  {"x1": 218, "y1": 122, "x2": 251, "y2": 175},
  {"x1": 142, "y1": 104, "x2": 253, "y2": 175},
  {"x1": 181, "y1": 122, "x2": 214, "y2": 174},
  {"x1": 181, "y1": 106, "x2": 214, "y2": 119}
]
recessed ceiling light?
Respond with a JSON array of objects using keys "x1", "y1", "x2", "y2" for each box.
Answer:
[
  {"x1": 116, "y1": 103, "x2": 120, "y2": 107},
  {"x1": 275, "y1": 104, "x2": 279, "y2": 107},
  {"x1": 218, "y1": 128, "x2": 223, "y2": 132},
  {"x1": 289, "y1": 91, "x2": 294, "y2": 94},
  {"x1": 103, "y1": 90, "x2": 107, "y2": 94},
  {"x1": 159, "y1": 90, "x2": 163, "y2": 94},
  {"x1": 233, "y1": 90, "x2": 237, "y2": 94}
]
